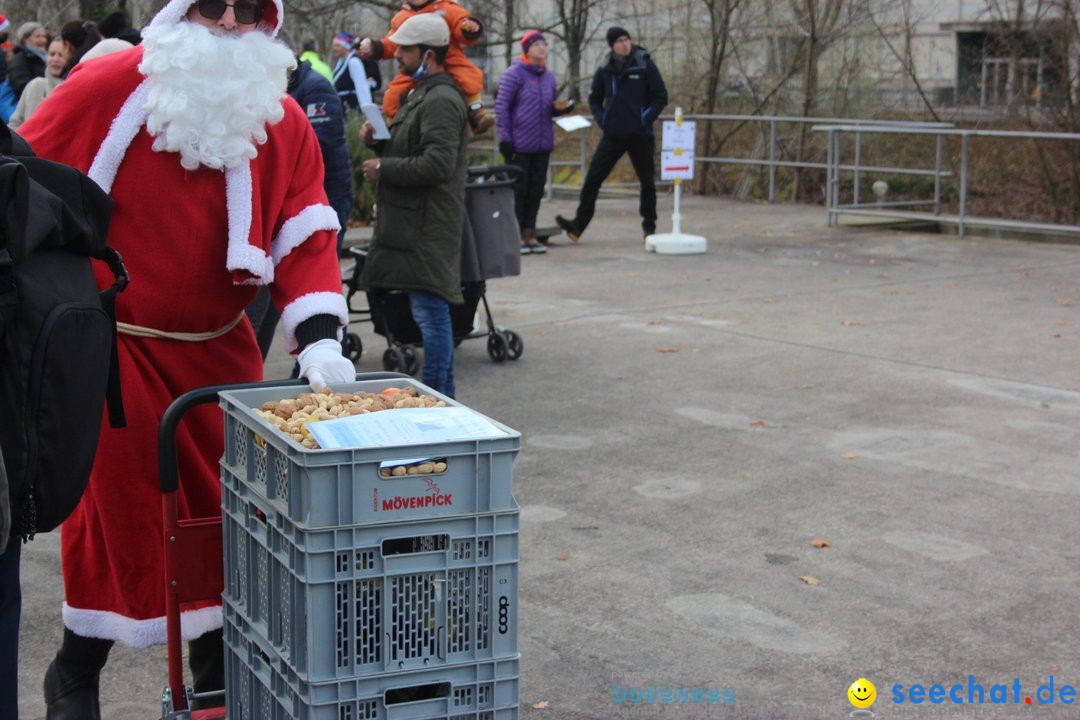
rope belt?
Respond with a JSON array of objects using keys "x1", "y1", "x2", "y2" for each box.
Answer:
[{"x1": 116, "y1": 312, "x2": 245, "y2": 341}]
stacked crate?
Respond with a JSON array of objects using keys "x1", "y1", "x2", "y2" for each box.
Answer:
[{"x1": 218, "y1": 379, "x2": 520, "y2": 719}]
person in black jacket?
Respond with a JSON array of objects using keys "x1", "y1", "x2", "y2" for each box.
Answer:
[
  {"x1": 0, "y1": 425, "x2": 14, "y2": 720},
  {"x1": 288, "y1": 54, "x2": 354, "y2": 255},
  {"x1": 246, "y1": 33, "x2": 355, "y2": 358},
  {"x1": 556, "y1": 26, "x2": 667, "y2": 242},
  {"x1": 7, "y1": 22, "x2": 49, "y2": 99}
]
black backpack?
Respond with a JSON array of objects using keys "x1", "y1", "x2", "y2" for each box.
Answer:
[{"x1": 0, "y1": 123, "x2": 128, "y2": 540}]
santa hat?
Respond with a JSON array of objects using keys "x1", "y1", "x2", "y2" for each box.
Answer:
[
  {"x1": 0, "y1": 16, "x2": 10, "y2": 36},
  {"x1": 333, "y1": 32, "x2": 354, "y2": 48},
  {"x1": 86, "y1": 0, "x2": 323, "y2": 288},
  {"x1": 149, "y1": 0, "x2": 284, "y2": 37}
]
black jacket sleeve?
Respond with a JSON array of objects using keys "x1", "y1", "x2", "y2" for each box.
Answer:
[
  {"x1": 363, "y1": 57, "x2": 381, "y2": 92},
  {"x1": 0, "y1": 443, "x2": 10, "y2": 552},
  {"x1": 300, "y1": 76, "x2": 344, "y2": 160},
  {"x1": 7, "y1": 54, "x2": 34, "y2": 99},
  {"x1": 295, "y1": 314, "x2": 341, "y2": 349},
  {"x1": 293, "y1": 71, "x2": 352, "y2": 205},
  {"x1": 642, "y1": 59, "x2": 668, "y2": 127},
  {"x1": 588, "y1": 66, "x2": 606, "y2": 127}
]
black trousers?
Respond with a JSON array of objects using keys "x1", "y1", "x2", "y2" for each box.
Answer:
[
  {"x1": 574, "y1": 132, "x2": 657, "y2": 233},
  {"x1": 0, "y1": 540, "x2": 20, "y2": 720},
  {"x1": 244, "y1": 286, "x2": 278, "y2": 360},
  {"x1": 508, "y1": 151, "x2": 550, "y2": 234}
]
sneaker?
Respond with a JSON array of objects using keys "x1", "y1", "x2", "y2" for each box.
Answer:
[
  {"x1": 520, "y1": 244, "x2": 532, "y2": 256},
  {"x1": 529, "y1": 243, "x2": 547, "y2": 254},
  {"x1": 555, "y1": 215, "x2": 581, "y2": 243}
]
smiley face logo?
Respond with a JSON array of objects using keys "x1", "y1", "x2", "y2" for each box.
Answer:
[{"x1": 848, "y1": 678, "x2": 876, "y2": 709}]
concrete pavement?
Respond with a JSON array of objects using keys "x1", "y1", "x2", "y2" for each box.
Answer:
[{"x1": 16, "y1": 192, "x2": 1080, "y2": 719}]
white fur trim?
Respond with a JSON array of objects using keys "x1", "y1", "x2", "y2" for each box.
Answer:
[
  {"x1": 62, "y1": 602, "x2": 223, "y2": 649},
  {"x1": 280, "y1": 291, "x2": 349, "y2": 353},
  {"x1": 149, "y1": 0, "x2": 285, "y2": 37},
  {"x1": 225, "y1": 162, "x2": 273, "y2": 284},
  {"x1": 87, "y1": 79, "x2": 151, "y2": 193},
  {"x1": 269, "y1": 204, "x2": 340, "y2": 266}
]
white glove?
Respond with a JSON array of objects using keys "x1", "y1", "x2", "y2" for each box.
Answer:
[
  {"x1": 357, "y1": 38, "x2": 374, "y2": 57},
  {"x1": 298, "y1": 338, "x2": 355, "y2": 391}
]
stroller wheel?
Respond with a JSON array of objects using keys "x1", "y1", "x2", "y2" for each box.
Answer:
[
  {"x1": 401, "y1": 344, "x2": 421, "y2": 375},
  {"x1": 487, "y1": 332, "x2": 508, "y2": 363},
  {"x1": 346, "y1": 333, "x2": 363, "y2": 362},
  {"x1": 382, "y1": 346, "x2": 406, "y2": 372},
  {"x1": 504, "y1": 330, "x2": 523, "y2": 360}
]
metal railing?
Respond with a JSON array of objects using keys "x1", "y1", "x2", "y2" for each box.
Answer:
[
  {"x1": 679, "y1": 114, "x2": 952, "y2": 203},
  {"x1": 477, "y1": 111, "x2": 1079, "y2": 239},
  {"x1": 814, "y1": 124, "x2": 1080, "y2": 238},
  {"x1": 480, "y1": 113, "x2": 953, "y2": 203}
]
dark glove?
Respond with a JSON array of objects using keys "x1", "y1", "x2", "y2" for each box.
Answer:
[{"x1": 499, "y1": 141, "x2": 514, "y2": 163}]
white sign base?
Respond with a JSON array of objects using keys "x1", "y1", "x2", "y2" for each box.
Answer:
[{"x1": 645, "y1": 232, "x2": 707, "y2": 255}]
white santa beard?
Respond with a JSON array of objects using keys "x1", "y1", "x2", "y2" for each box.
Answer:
[{"x1": 139, "y1": 21, "x2": 296, "y2": 171}]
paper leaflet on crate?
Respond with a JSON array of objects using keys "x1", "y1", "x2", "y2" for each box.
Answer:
[{"x1": 306, "y1": 406, "x2": 511, "y2": 450}]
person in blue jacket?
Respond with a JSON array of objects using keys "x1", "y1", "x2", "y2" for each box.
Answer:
[
  {"x1": 246, "y1": 32, "x2": 355, "y2": 358},
  {"x1": 289, "y1": 50, "x2": 354, "y2": 255},
  {"x1": 556, "y1": 26, "x2": 667, "y2": 243}
]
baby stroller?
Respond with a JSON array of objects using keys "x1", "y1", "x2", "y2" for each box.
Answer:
[{"x1": 344, "y1": 165, "x2": 525, "y2": 375}]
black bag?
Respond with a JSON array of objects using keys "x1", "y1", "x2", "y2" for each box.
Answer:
[{"x1": 0, "y1": 123, "x2": 128, "y2": 539}]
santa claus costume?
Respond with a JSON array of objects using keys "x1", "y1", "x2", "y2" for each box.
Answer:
[{"x1": 19, "y1": 0, "x2": 348, "y2": 713}]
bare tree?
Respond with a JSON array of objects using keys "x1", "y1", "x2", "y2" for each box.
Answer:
[
  {"x1": 936, "y1": 0, "x2": 1080, "y2": 225},
  {"x1": 697, "y1": 0, "x2": 745, "y2": 193},
  {"x1": 548, "y1": 0, "x2": 607, "y2": 101},
  {"x1": 866, "y1": 0, "x2": 947, "y2": 123},
  {"x1": 787, "y1": 0, "x2": 871, "y2": 200},
  {"x1": 501, "y1": 0, "x2": 515, "y2": 69}
]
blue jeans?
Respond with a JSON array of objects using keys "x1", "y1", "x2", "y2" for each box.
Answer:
[
  {"x1": 409, "y1": 290, "x2": 455, "y2": 398},
  {"x1": 0, "y1": 539, "x2": 21, "y2": 720}
]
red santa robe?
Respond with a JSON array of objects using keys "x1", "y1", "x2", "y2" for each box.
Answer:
[{"x1": 18, "y1": 0, "x2": 348, "y2": 648}]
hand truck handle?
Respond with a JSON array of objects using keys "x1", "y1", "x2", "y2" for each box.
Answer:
[{"x1": 157, "y1": 373, "x2": 409, "y2": 493}]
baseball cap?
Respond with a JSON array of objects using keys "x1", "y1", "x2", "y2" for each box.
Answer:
[{"x1": 387, "y1": 14, "x2": 449, "y2": 47}]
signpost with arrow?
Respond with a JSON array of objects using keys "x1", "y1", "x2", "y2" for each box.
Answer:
[{"x1": 646, "y1": 106, "x2": 708, "y2": 255}]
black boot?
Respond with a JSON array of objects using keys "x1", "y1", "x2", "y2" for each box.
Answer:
[
  {"x1": 188, "y1": 628, "x2": 225, "y2": 711},
  {"x1": 43, "y1": 629, "x2": 113, "y2": 720}
]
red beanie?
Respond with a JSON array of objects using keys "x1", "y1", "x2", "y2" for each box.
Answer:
[{"x1": 521, "y1": 30, "x2": 544, "y2": 54}]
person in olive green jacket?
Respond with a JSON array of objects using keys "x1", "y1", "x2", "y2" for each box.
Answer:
[{"x1": 360, "y1": 13, "x2": 467, "y2": 398}]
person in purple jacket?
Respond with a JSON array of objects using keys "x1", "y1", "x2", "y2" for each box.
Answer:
[{"x1": 496, "y1": 30, "x2": 573, "y2": 254}]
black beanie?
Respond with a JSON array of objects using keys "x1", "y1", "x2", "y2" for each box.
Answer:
[
  {"x1": 98, "y1": 10, "x2": 128, "y2": 38},
  {"x1": 606, "y1": 26, "x2": 630, "y2": 47}
]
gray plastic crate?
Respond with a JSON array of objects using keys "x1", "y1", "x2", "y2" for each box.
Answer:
[
  {"x1": 222, "y1": 476, "x2": 518, "y2": 682},
  {"x1": 226, "y1": 613, "x2": 519, "y2": 720},
  {"x1": 219, "y1": 378, "x2": 520, "y2": 529}
]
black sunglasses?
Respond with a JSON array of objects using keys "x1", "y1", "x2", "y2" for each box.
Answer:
[{"x1": 197, "y1": 0, "x2": 264, "y2": 25}]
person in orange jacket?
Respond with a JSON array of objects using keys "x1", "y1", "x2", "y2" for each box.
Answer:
[{"x1": 358, "y1": 0, "x2": 493, "y2": 134}]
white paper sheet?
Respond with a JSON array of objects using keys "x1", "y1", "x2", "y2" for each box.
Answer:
[
  {"x1": 306, "y1": 407, "x2": 509, "y2": 450},
  {"x1": 362, "y1": 103, "x2": 391, "y2": 140},
  {"x1": 554, "y1": 115, "x2": 592, "y2": 132}
]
